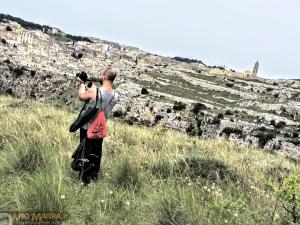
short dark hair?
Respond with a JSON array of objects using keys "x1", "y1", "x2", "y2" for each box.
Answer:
[{"x1": 102, "y1": 66, "x2": 117, "y2": 83}]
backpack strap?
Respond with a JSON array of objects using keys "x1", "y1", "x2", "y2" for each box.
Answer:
[
  {"x1": 95, "y1": 87, "x2": 99, "y2": 109},
  {"x1": 77, "y1": 101, "x2": 88, "y2": 118},
  {"x1": 77, "y1": 87, "x2": 99, "y2": 118},
  {"x1": 99, "y1": 88, "x2": 102, "y2": 110}
]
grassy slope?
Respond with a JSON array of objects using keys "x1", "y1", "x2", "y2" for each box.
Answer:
[{"x1": 0, "y1": 95, "x2": 299, "y2": 225}]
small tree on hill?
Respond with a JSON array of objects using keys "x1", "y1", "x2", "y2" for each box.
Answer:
[
  {"x1": 269, "y1": 175, "x2": 300, "y2": 223},
  {"x1": 5, "y1": 26, "x2": 12, "y2": 31}
]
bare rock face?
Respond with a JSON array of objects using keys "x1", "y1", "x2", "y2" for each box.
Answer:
[{"x1": 0, "y1": 17, "x2": 300, "y2": 156}]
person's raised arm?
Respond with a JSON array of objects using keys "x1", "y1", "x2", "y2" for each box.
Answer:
[{"x1": 77, "y1": 78, "x2": 94, "y2": 101}]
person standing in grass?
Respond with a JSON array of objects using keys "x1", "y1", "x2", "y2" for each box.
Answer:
[{"x1": 75, "y1": 66, "x2": 118, "y2": 186}]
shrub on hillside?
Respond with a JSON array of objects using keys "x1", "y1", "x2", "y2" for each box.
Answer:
[
  {"x1": 293, "y1": 132, "x2": 299, "y2": 138},
  {"x1": 173, "y1": 101, "x2": 186, "y2": 111},
  {"x1": 185, "y1": 123, "x2": 202, "y2": 136},
  {"x1": 252, "y1": 129, "x2": 277, "y2": 148},
  {"x1": 287, "y1": 139, "x2": 300, "y2": 146},
  {"x1": 258, "y1": 126, "x2": 267, "y2": 131},
  {"x1": 221, "y1": 127, "x2": 243, "y2": 137},
  {"x1": 30, "y1": 70, "x2": 36, "y2": 77},
  {"x1": 13, "y1": 67, "x2": 26, "y2": 77},
  {"x1": 123, "y1": 115, "x2": 139, "y2": 125},
  {"x1": 225, "y1": 82, "x2": 234, "y2": 87},
  {"x1": 224, "y1": 109, "x2": 233, "y2": 115},
  {"x1": 141, "y1": 87, "x2": 149, "y2": 95},
  {"x1": 210, "y1": 116, "x2": 221, "y2": 125},
  {"x1": 268, "y1": 175, "x2": 300, "y2": 223},
  {"x1": 275, "y1": 121, "x2": 286, "y2": 129},
  {"x1": 217, "y1": 113, "x2": 224, "y2": 119},
  {"x1": 5, "y1": 88, "x2": 13, "y2": 95},
  {"x1": 113, "y1": 158, "x2": 141, "y2": 191},
  {"x1": 65, "y1": 34, "x2": 92, "y2": 43},
  {"x1": 270, "y1": 119, "x2": 276, "y2": 126},
  {"x1": 112, "y1": 110, "x2": 124, "y2": 118},
  {"x1": 174, "y1": 157, "x2": 239, "y2": 183},
  {"x1": 3, "y1": 59, "x2": 10, "y2": 64},
  {"x1": 155, "y1": 114, "x2": 163, "y2": 122},
  {"x1": 5, "y1": 25, "x2": 12, "y2": 31},
  {"x1": 152, "y1": 160, "x2": 173, "y2": 179},
  {"x1": 71, "y1": 52, "x2": 84, "y2": 59},
  {"x1": 172, "y1": 56, "x2": 203, "y2": 64},
  {"x1": 192, "y1": 102, "x2": 207, "y2": 114}
]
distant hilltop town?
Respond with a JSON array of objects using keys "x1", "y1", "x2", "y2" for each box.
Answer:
[
  {"x1": 0, "y1": 14, "x2": 258, "y2": 79},
  {"x1": 208, "y1": 60, "x2": 259, "y2": 78}
]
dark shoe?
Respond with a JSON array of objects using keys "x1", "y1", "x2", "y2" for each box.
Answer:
[{"x1": 83, "y1": 180, "x2": 91, "y2": 186}]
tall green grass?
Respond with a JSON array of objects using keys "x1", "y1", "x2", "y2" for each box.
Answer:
[{"x1": 0, "y1": 95, "x2": 299, "y2": 224}]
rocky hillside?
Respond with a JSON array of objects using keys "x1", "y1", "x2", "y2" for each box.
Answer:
[{"x1": 0, "y1": 14, "x2": 299, "y2": 155}]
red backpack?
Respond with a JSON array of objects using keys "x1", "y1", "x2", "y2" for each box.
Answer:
[{"x1": 87, "y1": 89, "x2": 115, "y2": 140}]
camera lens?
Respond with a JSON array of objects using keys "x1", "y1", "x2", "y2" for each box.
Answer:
[{"x1": 76, "y1": 71, "x2": 88, "y2": 82}]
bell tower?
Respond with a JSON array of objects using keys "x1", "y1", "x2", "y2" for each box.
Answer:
[{"x1": 252, "y1": 61, "x2": 259, "y2": 77}]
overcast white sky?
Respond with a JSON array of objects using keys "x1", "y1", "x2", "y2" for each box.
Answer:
[{"x1": 1, "y1": 0, "x2": 299, "y2": 79}]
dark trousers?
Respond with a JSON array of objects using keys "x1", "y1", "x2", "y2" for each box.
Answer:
[{"x1": 79, "y1": 128, "x2": 103, "y2": 185}]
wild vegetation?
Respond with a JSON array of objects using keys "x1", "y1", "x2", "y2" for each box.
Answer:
[
  {"x1": 172, "y1": 57, "x2": 204, "y2": 65},
  {"x1": 0, "y1": 13, "x2": 92, "y2": 43},
  {"x1": 0, "y1": 95, "x2": 299, "y2": 225}
]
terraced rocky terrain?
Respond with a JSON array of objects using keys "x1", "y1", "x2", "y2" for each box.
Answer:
[{"x1": 0, "y1": 14, "x2": 299, "y2": 155}]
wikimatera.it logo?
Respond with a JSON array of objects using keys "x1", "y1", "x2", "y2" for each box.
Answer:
[{"x1": 0, "y1": 212, "x2": 69, "y2": 225}]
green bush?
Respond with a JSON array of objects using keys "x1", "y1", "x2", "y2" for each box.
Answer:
[
  {"x1": 252, "y1": 128, "x2": 277, "y2": 148},
  {"x1": 152, "y1": 160, "x2": 173, "y2": 179},
  {"x1": 12, "y1": 67, "x2": 27, "y2": 77},
  {"x1": 225, "y1": 82, "x2": 234, "y2": 87},
  {"x1": 3, "y1": 59, "x2": 10, "y2": 64},
  {"x1": 221, "y1": 127, "x2": 243, "y2": 136},
  {"x1": 224, "y1": 109, "x2": 233, "y2": 115},
  {"x1": 272, "y1": 120, "x2": 286, "y2": 129},
  {"x1": 192, "y1": 102, "x2": 207, "y2": 114},
  {"x1": 30, "y1": 70, "x2": 36, "y2": 77},
  {"x1": 173, "y1": 101, "x2": 186, "y2": 111},
  {"x1": 123, "y1": 115, "x2": 139, "y2": 125},
  {"x1": 217, "y1": 113, "x2": 224, "y2": 119},
  {"x1": 269, "y1": 175, "x2": 300, "y2": 223},
  {"x1": 5, "y1": 26, "x2": 12, "y2": 31},
  {"x1": 113, "y1": 157, "x2": 141, "y2": 191},
  {"x1": 174, "y1": 157, "x2": 239, "y2": 183}
]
